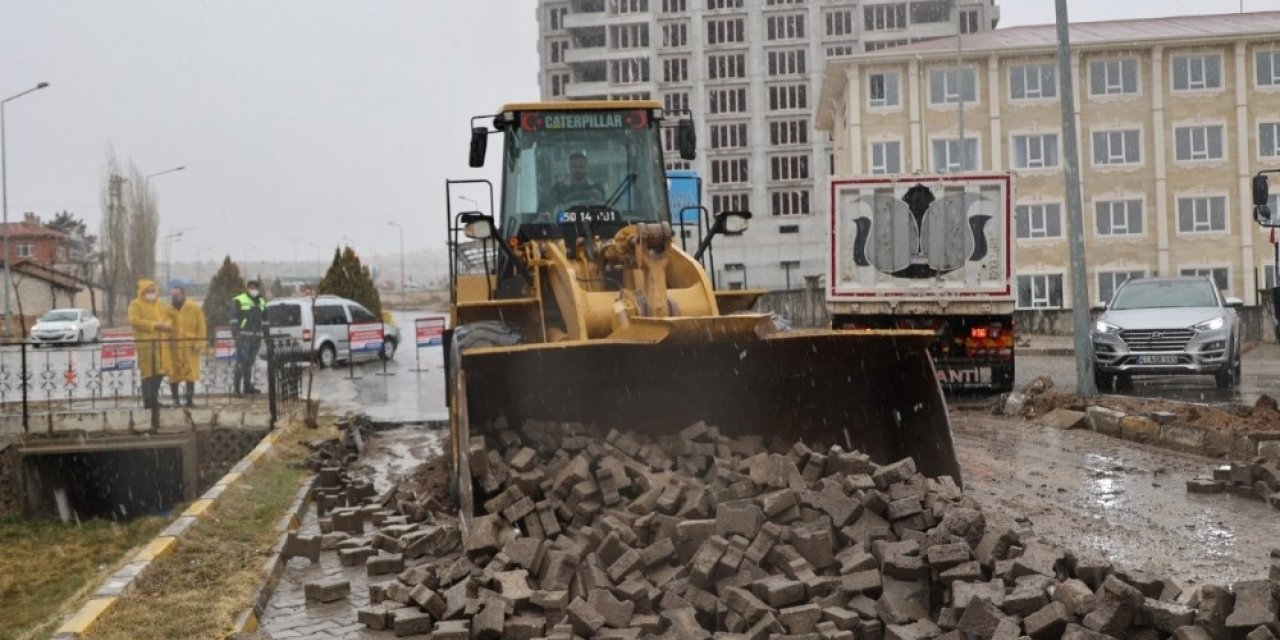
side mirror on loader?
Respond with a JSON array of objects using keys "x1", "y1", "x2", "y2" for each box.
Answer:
[
  {"x1": 469, "y1": 127, "x2": 489, "y2": 168},
  {"x1": 720, "y1": 210, "x2": 751, "y2": 235},
  {"x1": 1253, "y1": 173, "x2": 1279, "y2": 227},
  {"x1": 677, "y1": 118, "x2": 697, "y2": 161},
  {"x1": 461, "y1": 211, "x2": 495, "y2": 240}
]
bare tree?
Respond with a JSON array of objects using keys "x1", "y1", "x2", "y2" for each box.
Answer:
[
  {"x1": 125, "y1": 162, "x2": 159, "y2": 291},
  {"x1": 98, "y1": 146, "x2": 130, "y2": 324}
]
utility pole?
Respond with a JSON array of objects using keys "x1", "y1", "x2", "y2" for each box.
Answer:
[
  {"x1": 1055, "y1": 0, "x2": 1098, "y2": 397},
  {"x1": 955, "y1": 2, "x2": 965, "y2": 172}
]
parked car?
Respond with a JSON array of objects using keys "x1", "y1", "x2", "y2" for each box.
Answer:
[
  {"x1": 265, "y1": 296, "x2": 399, "y2": 367},
  {"x1": 1091, "y1": 276, "x2": 1242, "y2": 390},
  {"x1": 30, "y1": 308, "x2": 101, "y2": 345}
]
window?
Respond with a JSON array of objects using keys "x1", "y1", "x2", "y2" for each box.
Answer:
[
  {"x1": 868, "y1": 72, "x2": 900, "y2": 107},
  {"x1": 865, "y1": 4, "x2": 906, "y2": 31},
  {"x1": 1010, "y1": 64, "x2": 1056, "y2": 100},
  {"x1": 1094, "y1": 200, "x2": 1143, "y2": 236},
  {"x1": 825, "y1": 10, "x2": 853, "y2": 36},
  {"x1": 548, "y1": 7, "x2": 568, "y2": 30},
  {"x1": 1172, "y1": 54, "x2": 1222, "y2": 91},
  {"x1": 611, "y1": 24, "x2": 649, "y2": 48},
  {"x1": 1174, "y1": 125, "x2": 1224, "y2": 162},
  {"x1": 16, "y1": 243, "x2": 33, "y2": 258},
  {"x1": 1012, "y1": 134, "x2": 1059, "y2": 169},
  {"x1": 711, "y1": 192, "x2": 749, "y2": 213},
  {"x1": 772, "y1": 190, "x2": 811, "y2": 216},
  {"x1": 827, "y1": 44, "x2": 857, "y2": 57},
  {"x1": 1177, "y1": 196, "x2": 1227, "y2": 233},
  {"x1": 1262, "y1": 122, "x2": 1280, "y2": 158},
  {"x1": 710, "y1": 122, "x2": 748, "y2": 149},
  {"x1": 348, "y1": 305, "x2": 378, "y2": 323},
  {"x1": 709, "y1": 87, "x2": 747, "y2": 114},
  {"x1": 662, "y1": 0, "x2": 686, "y2": 12},
  {"x1": 710, "y1": 158, "x2": 749, "y2": 184},
  {"x1": 663, "y1": 58, "x2": 688, "y2": 82},
  {"x1": 768, "y1": 83, "x2": 808, "y2": 110},
  {"x1": 706, "y1": 18, "x2": 745, "y2": 44},
  {"x1": 314, "y1": 305, "x2": 347, "y2": 326},
  {"x1": 770, "y1": 119, "x2": 809, "y2": 146},
  {"x1": 929, "y1": 68, "x2": 976, "y2": 104},
  {"x1": 550, "y1": 73, "x2": 570, "y2": 97},
  {"x1": 931, "y1": 138, "x2": 977, "y2": 172},
  {"x1": 959, "y1": 9, "x2": 979, "y2": 34},
  {"x1": 767, "y1": 14, "x2": 806, "y2": 40},
  {"x1": 708, "y1": 53, "x2": 746, "y2": 80},
  {"x1": 1090, "y1": 59, "x2": 1139, "y2": 95},
  {"x1": 1014, "y1": 204, "x2": 1062, "y2": 239},
  {"x1": 549, "y1": 40, "x2": 570, "y2": 64},
  {"x1": 767, "y1": 49, "x2": 806, "y2": 76},
  {"x1": 870, "y1": 141, "x2": 901, "y2": 174},
  {"x1": 1016, "y1": 274, "x2": 1064, "y2": 309},
  {"x1": 662, "y1": 22, "x2": 688, "y2": 47},
  {"x1": 1257, "y1": 50, "x2": 1280, "y2": 87},
  {"x1": 706, "y1": 0, "x2": 742, "y2": 8},
  {"x1": 779, "y1": 225, "x2": 800, "y2": 234},
  {"x1": 666, "y1": 161, "x2": 693, "y2": 171},
  {"x1": 1098, "y1": 271, "x2": 1145, "y2": 305},
  {"x1": 617, "y1": 0, "x2": 648, "y2": 12},
  {"x1": 766, "y1": 0, "x2": 805, "y2": 4},
  {"x1": 1180, "y1": 267, "x2": 1230, "y2": 292},
  {"x1": 664, "y1": 92, "x2": 689, "y2": 113},
  {"x1": 770, "y1": 155, "x2": 809, "y2": 181},
  {"x1": 1262, "y1": 264, "x2": 1277, "y2": 289},
  {"x1": 611, "y1": 58, "x2": 650, "y2": 83},
  {"x1": 865, "y1": 39, "x2": 908, "y2": 52},
  {"x1": 1091, "y1": 129, "x2": 1141, "y2": 166}
]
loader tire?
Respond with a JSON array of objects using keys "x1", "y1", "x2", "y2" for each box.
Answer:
[{"x1": 454, "y1": 321, "x2": 523, "y2": 351}]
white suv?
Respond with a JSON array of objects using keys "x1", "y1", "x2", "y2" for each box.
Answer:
[{"x1": 265, "y1": 296, "x2": 399, "y2": 367}]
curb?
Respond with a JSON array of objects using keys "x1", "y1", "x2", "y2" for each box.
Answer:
[
  {"x1": 228, "y1": 474, "x2": 316, "y2": 637},
  {"x1": 1018, "y1": 347, "x2": 1075, "y2": 356},
  {"x1": 52, "y1": 425, "x2": 292, "y2": 639}
]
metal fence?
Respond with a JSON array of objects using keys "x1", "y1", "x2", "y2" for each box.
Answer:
[{"x1": 0, "y1": 331, "x2": 307, "y2": 431}]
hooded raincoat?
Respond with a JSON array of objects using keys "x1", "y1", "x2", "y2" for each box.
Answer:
[
  {"x1": 167, "y1": 297, "x2": 207, "y2": 383},
  {"x1": 127, "y1": 278, "x2": 171, "y2": 377}
]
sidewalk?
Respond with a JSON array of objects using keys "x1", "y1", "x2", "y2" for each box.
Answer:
[{"x1": 1017, "y1": 334, "x2": 1076, "y2": 356}]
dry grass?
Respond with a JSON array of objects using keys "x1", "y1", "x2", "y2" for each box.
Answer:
[
  {"x1": 0, "y1": 515, "x2": 168, "y2": 640},
  {"x1": 84, "y1": 421, "x2": 333, "y2": 640}
]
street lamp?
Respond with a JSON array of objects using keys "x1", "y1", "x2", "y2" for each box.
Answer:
[
  {"x1": 1, "y1": 81, "x2": 50, "y2": 336},
  {"x1": 144, "y1": 165, "x2": 185, "y2": 185},
  {"x1": 388, "y1": 221, "x2": 405, "y2": 294},
  {"x1": 163, "y1": 226, "x2": 193, "y2": 285}
]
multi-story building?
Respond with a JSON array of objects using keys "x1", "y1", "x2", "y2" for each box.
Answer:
[
  {"x1": 537, "y1": 0, "x2": 998, "y2": 290},
  {"x1": 0, "y1": 213, "x2": 87, "y2": 268},
  {"x1": 817, "y1": 11, "x2": 1280, "y2": 311}
]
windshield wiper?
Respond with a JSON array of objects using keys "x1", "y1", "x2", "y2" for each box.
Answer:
[{"x1": 604, "y1": 173, "x2": 638, "y2": 211}]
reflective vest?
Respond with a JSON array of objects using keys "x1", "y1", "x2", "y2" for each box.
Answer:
[{"x1": 232, "y1": 292, "x2": 266, "y2": 330}]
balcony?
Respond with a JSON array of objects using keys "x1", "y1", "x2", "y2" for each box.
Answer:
[{"x1": 564, "y1": 80, "x2": 656, "y2": 99}]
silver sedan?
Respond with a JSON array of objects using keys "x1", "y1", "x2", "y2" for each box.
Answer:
[{"x1": 1091, "y1": 276, "x2": 1241, "y2": 390}]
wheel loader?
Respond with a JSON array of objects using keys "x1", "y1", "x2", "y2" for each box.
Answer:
[{"x1": 444, "y1": 100, "x2": 960, "y2": 521}]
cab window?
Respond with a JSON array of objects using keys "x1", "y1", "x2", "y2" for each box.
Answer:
[{"x1": 314, "y1": 305, "x2": 347, "y2": 326}]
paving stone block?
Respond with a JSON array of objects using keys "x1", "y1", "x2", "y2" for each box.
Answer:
[
  {"x1": 366, "y1": 553, "x2": 405, "y2": 576},
  {"x1": 1226, "y1": 581, "x2": 1279, "y2": 636},
  {"x1": 1024, "y1": 601, "x2": 1071, "y2": 640},
  {"x1": 304, "y1": 579, "x2": 350, "y2": 603}
]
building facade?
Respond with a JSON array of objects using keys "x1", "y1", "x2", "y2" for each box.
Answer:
[
  {"x1": 818, "y1": 11, "x2": 1280, "y2": 310},
  {"x1": 0, "y1": 213, "x2": 85, "y2": 267},
  {"x1": 536, "y1": 0, "x2": 998, "y2": 290}
]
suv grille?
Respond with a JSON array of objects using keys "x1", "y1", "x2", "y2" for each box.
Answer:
[{"x1": 1119, "y1": 329, "x2": 1194, "y2": 352}]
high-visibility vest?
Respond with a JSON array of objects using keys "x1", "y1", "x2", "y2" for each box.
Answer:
[{"x1": 232, "y1": 293, "x2": 266, "y2": 328}]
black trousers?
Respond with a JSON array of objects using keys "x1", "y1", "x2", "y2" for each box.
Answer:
[{"x1": 234, "y1": 334, "x2": 262, "y2": 392}]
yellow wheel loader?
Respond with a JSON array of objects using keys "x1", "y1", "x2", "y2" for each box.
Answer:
[{"x1": 444, "y1": 100, "x2": 959, "y2": 520}]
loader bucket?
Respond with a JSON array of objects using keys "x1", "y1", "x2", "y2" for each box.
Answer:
[{"x1": 450, "y1": 329, "x2": 959, "y2": 518}]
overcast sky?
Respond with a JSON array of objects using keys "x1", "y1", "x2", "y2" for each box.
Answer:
[{"x1": 2, "y1": 0, "x2": 1277, "y2": 266}]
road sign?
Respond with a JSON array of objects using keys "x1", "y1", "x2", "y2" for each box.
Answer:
[
  {"x1": 348, "y1": 322, "x2": 384, "y2": 355},
  {"x1": 416, "y1": 317, "x2": 445, "y2": 347},
  {"x1": 667, "y1": 170, "x2": 701, "y2": 224},
  {"x1": 215, "y1": 329, "x2": 236, "y2": 360},
  {"x1": 100, "y1": 329, "x2": 137, "y2": 371}
]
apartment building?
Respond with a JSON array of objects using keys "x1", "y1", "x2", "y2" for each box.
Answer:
[
  {"x1": 537, "y1": 0, "x2": 998, "y2": 290},
  {"x1": 818, "y1": 11, "x2": 1280, "y2": 310}
]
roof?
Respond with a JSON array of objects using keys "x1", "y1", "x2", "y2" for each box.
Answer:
[
  {"x1": 6, "y1": 261, "x2": 90, "y2": 290},
  {"x1": 876, "y1": 10, "x2": 1280, "y2": 57},
  {"x1": 0, "y1": 222, "x2": 69, "y2": 240},
  {"x1": 818, "y1": 10, "x2": 1280, "y2": 130},
  {"x1": 499, "y1": 100, "x2": 663, "y2": 112}
]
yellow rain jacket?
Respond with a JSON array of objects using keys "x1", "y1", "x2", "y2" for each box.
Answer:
[
  {"x1": 127, "y1": 278, "x2": 171, "y2": 377},
  {"x1": 167, "y1": 298, "x2": 207, "y2": 383}
]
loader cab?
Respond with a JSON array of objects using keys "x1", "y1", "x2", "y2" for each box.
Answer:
[{"x1": 492, "y1": 102, "x2": 674, "y2": 241}]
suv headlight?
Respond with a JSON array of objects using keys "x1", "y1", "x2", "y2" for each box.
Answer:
[
  {"x1": 1193, "y1": 317, "x2": 1225, "y2": 332},
  {"x1": 1094, "y1": 320, "x2": 1121, "y2": 334}
]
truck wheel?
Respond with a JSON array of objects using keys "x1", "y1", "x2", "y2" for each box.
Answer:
[{"x1": 454, "y1": 321, "x2": 522, "y2": 350}]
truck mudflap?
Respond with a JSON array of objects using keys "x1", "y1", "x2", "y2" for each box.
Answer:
[
  {"x1": 933, "y1": 358, "x2": 1015, "y2": 392},
  {"x1": 451, "y1": 330, "x2": 961, "y2": 517}
]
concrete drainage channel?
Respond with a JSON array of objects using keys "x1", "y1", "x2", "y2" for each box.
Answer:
[{"x1": 43, "y1": 408, "x2": 282, "y2": 639}]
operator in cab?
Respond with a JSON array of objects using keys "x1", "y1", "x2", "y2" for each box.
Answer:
[{"x1": 546, "y1": 151, "x2": 605, "y2": 211}]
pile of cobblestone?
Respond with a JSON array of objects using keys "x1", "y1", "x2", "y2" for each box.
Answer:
[
  {"x1": 291, "y1": 420, "x2": 1280, "y2": 639},
  {"x1": 1188, "y1": 458, "x2": 1280, "y2": 511}
]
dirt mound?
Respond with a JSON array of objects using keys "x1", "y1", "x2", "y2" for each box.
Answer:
[{"x1": 1020, "y1": 388, "x2": 1279, "y2": 433}]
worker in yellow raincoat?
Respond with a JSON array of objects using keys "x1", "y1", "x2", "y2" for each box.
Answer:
[
  {"x1": 166, "y1": 281, "x2": 206, "y2": 406},
  {"x1": 128, "y1": 278, "x2": 171, "y2": 409}
]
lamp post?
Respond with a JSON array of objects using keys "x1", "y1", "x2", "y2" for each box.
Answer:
[
  {"x1": 2, "y1": 81, "x2": 50, "y2": 336},
  {"x1": 388, "y1": 221, "x2": 405, "y2": 295},
  {"x1": 162, "y1": 226, "x2": 192, "y2": 285},
  {"x1": 195, "y1": 244, "x2": 210, "y2": 286},
  {"x1": 144, "y1": 165, "x2": 185, "y2": 186}
]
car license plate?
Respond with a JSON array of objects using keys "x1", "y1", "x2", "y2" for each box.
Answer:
[{"x1": 1139, "y1": 355, "x2": 1178, "y2": 365}]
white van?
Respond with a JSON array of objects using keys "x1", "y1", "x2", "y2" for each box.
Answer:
[{"x1": 265, "y1": 296, "x2": 399, "y2": 367}]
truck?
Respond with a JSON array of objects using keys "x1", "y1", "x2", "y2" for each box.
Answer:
[{"x1": 826, "y1": 173, "x2": 1016, "y2": 392}]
